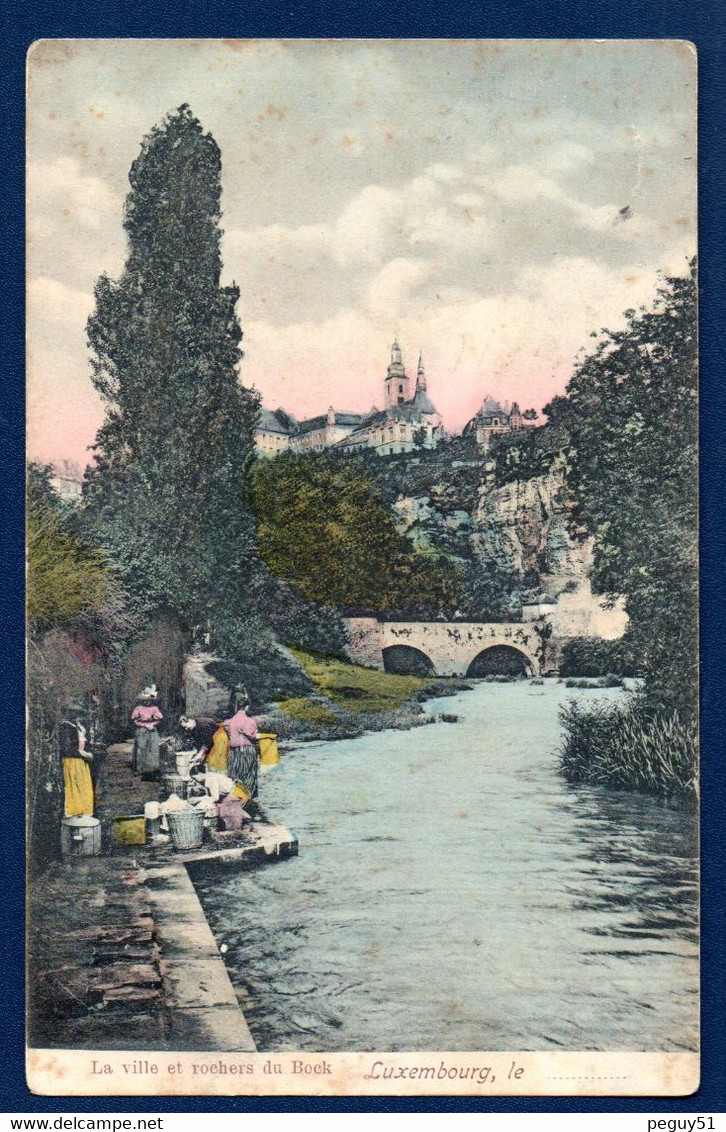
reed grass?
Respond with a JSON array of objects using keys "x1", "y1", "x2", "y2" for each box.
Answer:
[{"x1": 558, "y1": 699, "x2": 698, "y2": 799}]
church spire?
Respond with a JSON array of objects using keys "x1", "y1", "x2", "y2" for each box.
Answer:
[{"x1": 416, "y1": 351, "x2": 426, "y2": 392}]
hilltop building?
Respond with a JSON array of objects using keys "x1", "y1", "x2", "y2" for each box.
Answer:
[
  {"x1": 296, "y1": 408, "x2": 370, "y2": 452},
  {"x1": 255, "y1": 408, "x2": 299, "y2": 455},
  {"x1": 254, "y1": 341, "x2": 444, "y2": 457},
  {"x1": 463, "y1": 394, "x2": 534, "y2": 452},
  {"x1": 336, "y1": 344, "x2": 444, "y2": 456}
]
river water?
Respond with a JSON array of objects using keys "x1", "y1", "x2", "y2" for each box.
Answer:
[{"x1": 193, "y1": 680, "x2": 698, "y2": 1053}]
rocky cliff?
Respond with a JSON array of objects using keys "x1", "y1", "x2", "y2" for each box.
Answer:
[
  {"x1": 388, "y1": 453, "x2": 589, "y2": 601},
  {"x1": 369, "y1": 437, "x2": 627, "y2": 637},
  {"x1": 472, "y1": 461, "x2": 591, "y2": 597}
]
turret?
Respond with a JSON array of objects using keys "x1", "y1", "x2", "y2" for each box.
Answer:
[
  {"x1": 416, "y1": 352, "x2": 427, "y2": 393},
  {"x1": 384, "y1": 339, "x2": 410, "y2": 408}
]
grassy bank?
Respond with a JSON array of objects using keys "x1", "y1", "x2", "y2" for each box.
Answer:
[
  {"x1": 266, "y1": 649, "x2": 470, "y2": 743},
  {"x1": 289, "y1": 648, "x2": 430, "y2": 713},
  {"x1": 558, "y1": 699, "x2": 698, "y2": 801}
]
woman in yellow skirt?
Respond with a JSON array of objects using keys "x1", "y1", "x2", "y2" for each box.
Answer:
[
  {"x1": 206, "y1": 723, "x2": 230, "y2": 773},
  {"x1": 60, "y1": 701, "x2": 94, "y2": 817}
]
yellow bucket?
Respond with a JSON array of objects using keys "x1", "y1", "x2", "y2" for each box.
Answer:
[
  {"x1": 113, "y1": 815, "x2": 146, "y2": 846},
  {"x1": 258, "y1": 732, "x2": 281, "y2": 767},
  {"x1": 232, "y1": 781, "x2": 251, "y2": 804}
]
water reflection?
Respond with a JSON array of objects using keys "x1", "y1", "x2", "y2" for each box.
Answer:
[{"x1": 194, "y1": 681, "x2": 698, "y2": 1053}]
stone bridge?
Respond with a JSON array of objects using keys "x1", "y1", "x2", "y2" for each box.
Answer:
[{"x1": 344, "y1": 618, "x2": 552, "y2": 677}]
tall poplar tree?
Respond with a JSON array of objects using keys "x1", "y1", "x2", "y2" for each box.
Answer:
[{"x1": 83, "y1": 106, "x2": 261, "y2": 628}]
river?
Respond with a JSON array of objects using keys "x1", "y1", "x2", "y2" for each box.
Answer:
[{"x1": 193, "y1": 679, "x2": 698, "y2": 1053}]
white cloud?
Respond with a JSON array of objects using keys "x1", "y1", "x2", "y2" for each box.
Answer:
[
  {"x1": 333, "y1": 185, "x2": 402, "y2": 267},
  {"x1": 27, "y1": 275, "x2": 94, "y2": 328},
  {"x1": 28, "y1": 156, "x2": 120, "y2": 233},
  {"x1": 367, "y1": 257, "x2": 432, "y2": 320},
  {"x1": 25, "y1": 40, "x2": 696, "y2": 467},
  {"x1": 538, "y1": 141, "x2": 597, "y2": 175}
]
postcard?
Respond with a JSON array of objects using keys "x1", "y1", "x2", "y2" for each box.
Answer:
[{"x1": 26, "y1": 38, "x2": 698, "y2": 1097}]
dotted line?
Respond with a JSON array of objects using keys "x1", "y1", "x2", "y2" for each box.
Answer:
[{"x1": 549, "y1": 1076, "x2": 630, "y2": 1081}]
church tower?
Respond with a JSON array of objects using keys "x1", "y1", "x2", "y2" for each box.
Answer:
[{"x1": 384, "y1": 339, "x2": 410, "y2": 408}]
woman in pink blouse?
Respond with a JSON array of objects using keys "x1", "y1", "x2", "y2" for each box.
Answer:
[
  {"x1": 224, "y1": 700, "x2": 260, "y2": 799},
  {"x1": 131, "y1": 684, "x2": 163, "y2": 778}
]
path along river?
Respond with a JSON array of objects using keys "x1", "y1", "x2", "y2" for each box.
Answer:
[{"x1": 193, "y1": 680, "x2": 698, "y2": 1052}]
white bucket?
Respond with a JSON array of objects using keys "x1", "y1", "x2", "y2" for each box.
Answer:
[
  {"x1": 61, "y1": 816, "x2": 101, "y2": 857},
  {"x1": 144, "y1": 800, "x2": 161, "y2": 839},
  {"x1": 176, "y1": 751, "x2": 195, "y2": 777}
]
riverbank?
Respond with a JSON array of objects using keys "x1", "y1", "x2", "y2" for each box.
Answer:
[
  {"x1": 265, "y1": 648, "x2": 474, "y2": 743},
  {"x1": 27, "y1": 665, "x2": 471, "y2": 1053},
  {"x1": 27, "y1": 737, "x2": 297, "y2": 1053},
  {"x1": 27, "y1": 853, "x2": 258, "y2": 1052}
]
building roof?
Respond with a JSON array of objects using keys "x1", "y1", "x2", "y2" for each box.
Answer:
[
  {"x1": 478, "y1": 394, "x2": 509, "y2": 418},
  {"x1": 296, "y1": 410, "x2": 365, "y2": 436},
  {"x1": 410, "y1": 386, "x2": 438, "y2": 415},
  {"x1": 335, "y1": 394, "x2": 442, "y2": 448},
  {"x1": 258, "y1": 407, "x2": 298, "y2": 435}
]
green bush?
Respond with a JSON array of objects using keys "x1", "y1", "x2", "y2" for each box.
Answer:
[
  {"x1": 559, "y1": 699, "x2": 697, "y2": 799},
  {"x1": 559, "y1": 636, "x2": 636, "y2": 678},
  {"x1": 206, "y1": 623, "x2": 313, "y2": 706},
  {"x1": 277, "y1": 697, "x2": 338, "y2": 725}
]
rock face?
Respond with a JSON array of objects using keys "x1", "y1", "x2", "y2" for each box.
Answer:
[
  {"x1": 392, "y1": 494, "x2": 474, "y2": 558},
  {"x1": 472, "y1": 463, "x2": 590, "y2": 593},
  {"x1": 388, "y1": 456, "x2": 627, "y2": 640},
  {"x1": 390, "y1": 460, "x2": 590, "y2": 597}
]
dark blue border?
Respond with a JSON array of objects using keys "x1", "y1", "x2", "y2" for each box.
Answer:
[{"x1": 3, "y1": 0, "x2": 725, "y2": 1114}]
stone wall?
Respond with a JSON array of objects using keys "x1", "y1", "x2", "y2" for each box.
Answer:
[
  {"x1": 545, "y1": 580, "x2": 628, "y2": 640},
  {"x1": 183, "y1": 653, "x2": 232, "y2": 717},
  {"x1": 344, "y1": 617, "x2": 385, "y2": 670}
]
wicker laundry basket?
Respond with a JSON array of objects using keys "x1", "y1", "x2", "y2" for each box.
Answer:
[{"x1": 166, "y1": 809, "x2": 205, "y2": 850}]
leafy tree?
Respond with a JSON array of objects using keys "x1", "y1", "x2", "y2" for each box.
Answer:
[
  {"x1": 252, "y1": 451, "x2": 456, "y2": 614},
  {"x1": 82, "y1": 105, "x2": 260, "y2": 630},
  {"x1": 27, "y1": 462, "x2": 109, "y2": 633},
  {"x1": 562, "y1": 263, "x2": 697, "y2": 722},
  {"x1": 455, "y1": 557, "x2": 520, "y2": 621}
]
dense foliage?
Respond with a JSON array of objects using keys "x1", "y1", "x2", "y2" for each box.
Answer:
[
  {"x1": 559, "y1": 636, "x2": 636, "y2": 679},
  {"x1": 82, "y1": 105, "x2": 260, "y2": 629},
  {"x1": 563, "y1": 265, "x2": 698, "y2": 723},
  {"x1": 252, "y1": 451, "x2": 459, "y2": 615},
  {"x1": 559, "y1": 699, "x2": 697, "y2": 799},
  {"x1": 556, "y1": 264, "x2": 698, "y2": 797},
  {"x1": 487, "y1": 417, "x2": 570, "y2": 489},
  {"x1": 27, "y1": 463, "x2": 109, "y2": 633}
]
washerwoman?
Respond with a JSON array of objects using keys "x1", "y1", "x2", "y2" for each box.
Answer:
[
  {"x1": 60, "y1": 700, "x2": 94, "y2": 817},
  {"x1": 131, "y1": 684, "x2": 163, "y2": 778},
  {"x1": 224, "y1": 699, "x2": 260, "y2": 799}
]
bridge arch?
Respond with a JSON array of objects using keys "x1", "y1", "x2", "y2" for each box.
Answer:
[
  {"x1": 382, "y1": 644, "x2": 436, "y2": 677},
  {"x1": 466, "y1": 644, "x2": 534, "y2": 678}
]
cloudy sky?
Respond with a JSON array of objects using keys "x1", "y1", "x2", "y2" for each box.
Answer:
[{"x1": 27, "y1": 39, "x2": 696, "y2": 468}]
